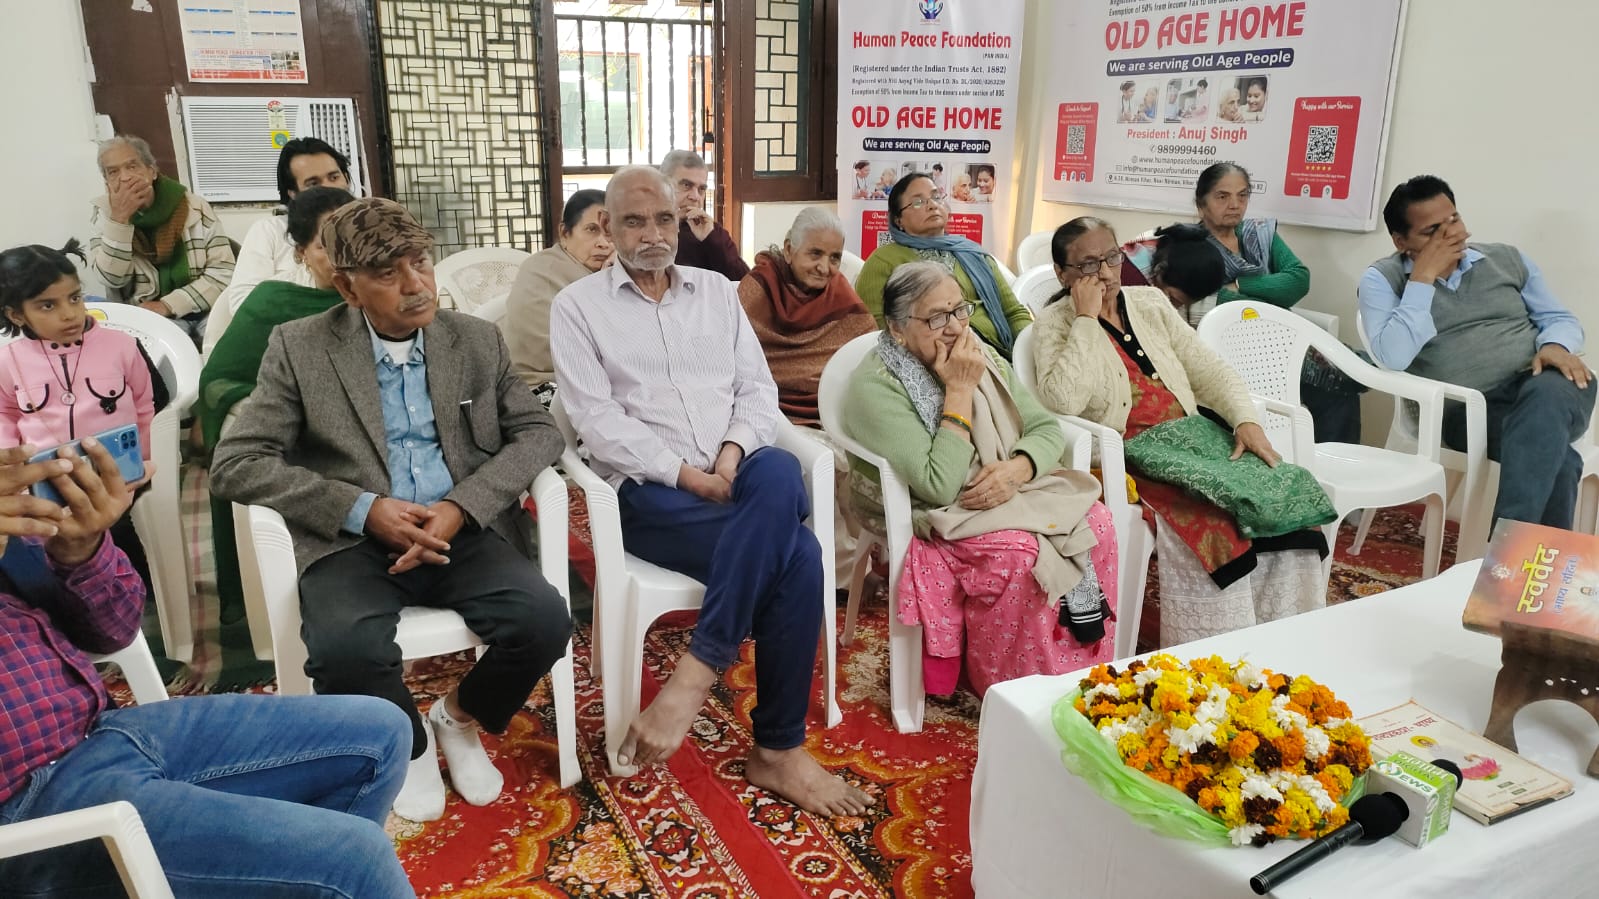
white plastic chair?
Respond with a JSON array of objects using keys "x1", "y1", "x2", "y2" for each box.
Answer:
[
  {"x1": 1011, "y1": 265, "x2": 1061, "y2": 317},
  {"x1": 1352, "y1": 308, "x2": 1498, "y2": 558},
  {"x1": 433, "y1": 248, "x2": 531, "y2": 315},
  {"x1": 1014, "y1": 230, "x2": 1054, "y2": 272},
  {"x1": 841, "y1": 250, "x2": 866, "y2": 288},
  {"x1": 235, "y1": 467, "x2": 580, "y2": 788},
  {"x1": 0, "y1": 633, "x2": 173, "y2": 898},
  {"x1": 93, "y1": 630, "x2": 171, "y2": 707},
  {"x1": 0, "y1": 801, "x2": 172, "y2": 898},
  {"x1": 1012, "y1": 326, "x2": 1148, "y2": 660},
  {"x1": 469, "y1": 294, "x2": 509, "y2": 330},
  {"x1": 88, "y1": 303, "x2": 200, "y2": 664},
  {"x1": 550, "y1": 399, "x2": 840, "y2": 774},
  {"x1": 994, "y1": 259, "x2": 1018, "y2": 288},
  {"x1": 1200, "y1": 302, "x2": 1449, "y2": 577}
]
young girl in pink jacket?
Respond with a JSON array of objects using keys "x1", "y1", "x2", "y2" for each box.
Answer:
[{"x1": 0, "y1": 240, "x2": 155, "y2": 459}]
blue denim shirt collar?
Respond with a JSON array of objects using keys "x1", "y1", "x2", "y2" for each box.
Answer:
[{"x1": 362, "y1": 313, "x2": 427, "y2": 366}]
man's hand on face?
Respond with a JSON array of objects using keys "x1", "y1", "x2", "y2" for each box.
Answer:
[
  {"x1": 684, "y1": 208, "x2": 715, "y2": 242},
  {"x1": 107, "y1": 178, "x2": 154, "y2": 225}
]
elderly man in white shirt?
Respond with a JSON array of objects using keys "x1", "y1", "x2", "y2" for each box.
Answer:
[{"x1": 551, "y1": 166, "x2": 873, "y2": 818}]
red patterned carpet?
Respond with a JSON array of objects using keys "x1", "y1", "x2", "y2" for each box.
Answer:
[
  {"x1": 379, "y1": 503, "x2": 1455, "y2": 898},
  {"x1": 107, "y1": 501, "x2": 1454, "y2": 897}
]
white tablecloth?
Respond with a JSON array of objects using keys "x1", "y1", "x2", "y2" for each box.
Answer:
[{"x1": 970, "y1": 560, "x2": 1598, "y2": 898}]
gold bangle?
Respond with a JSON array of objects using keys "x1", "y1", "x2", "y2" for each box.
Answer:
[{"x1": 940, "y1": 412, "x2": 973, "y2": 433}]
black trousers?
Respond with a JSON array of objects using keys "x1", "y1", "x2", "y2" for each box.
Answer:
[{"x1": 298, "y1": 528, "x2": 573, "y2": 758}]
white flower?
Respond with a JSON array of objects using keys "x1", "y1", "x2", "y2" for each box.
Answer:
[
  {"x1": 1167, "y1": 719, "x2": 1218, "y2": 754},
  {"x1": 1195, "y1": 693, "x2": 1231, "y2": 725},
  {"x1": 1230, "y1": 823, "x2": 1265, "y2": 846},
  {"x1": 1133, "y1": 667, "x2": 1165, "y2": 689},
  {"x1": 1083, "y1": 682, "x2": 1121, "y2": 704},
  {"x1": 1235, "y1": 661, "x2": 1268, "y2": 690},
  {"x1": 1100, "y1": 718, "x2": 1137, "y2": 744},
  {"x1": 1270, "y1": 694, "x2": 1308, "y2": 733},
  {"x1": 1241, "y1": 775, "x2": 1283, "y2": 802},
  {"x1": 1303, "y1": 725, "x2": 1331, "y2": 761}
]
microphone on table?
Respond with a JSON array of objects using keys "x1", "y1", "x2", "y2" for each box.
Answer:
[{"x1": 1248, "y1": 792, "x2": 1408, "y2": 895}]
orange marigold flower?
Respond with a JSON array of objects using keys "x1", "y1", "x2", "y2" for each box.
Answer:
[
  {"x1": 1228, "y1": 731, "x2": 1259, "y2": 760},
  {"x1": 1272, "y1": 736, "x2": 1306, "y2": 768}
]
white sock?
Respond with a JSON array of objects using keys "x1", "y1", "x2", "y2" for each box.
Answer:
[
  {"x1": 392, "y1": 716, "x2": 446, "y2": 822},
  {"x1": 429, "y1": 700, "x2": 504, "y2": 807}
]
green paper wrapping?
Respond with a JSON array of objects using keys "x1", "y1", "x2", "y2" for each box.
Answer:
[{"x1": 1050, "y1": 689, "x2": 1367, "y2": 846}]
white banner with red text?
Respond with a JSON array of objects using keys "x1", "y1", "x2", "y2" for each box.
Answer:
[
  {"x1": 837, "y1": 0, "x2": 1026, "y2": 258},
  {"x1": 1040, "y1": 0, "x2": 1406, "y2": 231}
]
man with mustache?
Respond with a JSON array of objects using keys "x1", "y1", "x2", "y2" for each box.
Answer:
[
  {"x1": 211, "y1": 198, "x2": 573, "y2": 822},
  {"x1": 550, "y1": 167, "x2": 874, "y2": 817}
]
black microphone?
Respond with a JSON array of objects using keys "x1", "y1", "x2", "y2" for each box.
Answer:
[
  {"x1": 1431, "y1": 758, "x2": 1464, "y2": 788},
  {"x1": 1249, "y1": 792, "x2": 1409, "y2": 895}
]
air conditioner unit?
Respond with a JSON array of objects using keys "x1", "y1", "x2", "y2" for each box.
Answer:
[{"x1": 179, "y1": 96, "x2": 365, "y2": 203}]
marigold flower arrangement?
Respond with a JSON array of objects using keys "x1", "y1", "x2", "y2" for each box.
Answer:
[{"x1": 1068, "y1": 653, "x2": 1372, "y2": 846}]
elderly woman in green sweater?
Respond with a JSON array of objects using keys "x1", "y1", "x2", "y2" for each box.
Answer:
[
  {"x1": 842, "y1": 261, "x2": 1118, "y2": 697},
  {"x1": 855, "y1": 172, "x2": 1031, "y2": 360},
  {"x1": 1195, "y1": 162, "x2": 1361, "y2": 443}
]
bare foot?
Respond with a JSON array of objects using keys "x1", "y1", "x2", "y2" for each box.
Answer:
[
  {"x1": 745, "y1": 745, "x2": 875, "y2": 817},
  {"x1": 617, "y1": 653, "x2": 717, "y2": 767}
]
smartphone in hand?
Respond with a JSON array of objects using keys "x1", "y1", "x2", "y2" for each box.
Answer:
[{"x1": 29, "y1": 424, "x2": 145, "y2": 506}]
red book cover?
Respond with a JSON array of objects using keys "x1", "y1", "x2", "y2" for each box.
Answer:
[
  {"x1": 1462, "y1": 520, "x2": 1599, "y2": 641},
  {"x1": 1282, "y1": 96, "x2": 1360, "y2": 200}
]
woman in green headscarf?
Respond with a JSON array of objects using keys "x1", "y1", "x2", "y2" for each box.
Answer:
[{"x1": 198, "y1": 186, "x2": 354, "y2": 623}]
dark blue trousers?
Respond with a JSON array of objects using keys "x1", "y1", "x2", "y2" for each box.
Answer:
[
  {"x1": 1443, "y1": 369, "x2": 1597, "y2": 529},
  {"x1": 618, "y1": 447, "x2": 823, "y2": 750}
]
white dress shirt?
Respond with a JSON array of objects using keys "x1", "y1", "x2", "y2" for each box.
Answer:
[{"x1": 551, "y1": 263, "x2": 780, "y2": 488}]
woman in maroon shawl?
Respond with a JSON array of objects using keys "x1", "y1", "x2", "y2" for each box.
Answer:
[
  {"x1": 738, "y1": 206, "x2": 876, "y2": 580},
  {"x1": 737, "y1": 207, "x2": 876, "y2": 427}
]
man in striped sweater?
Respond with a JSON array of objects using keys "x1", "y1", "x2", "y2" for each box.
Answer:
[{"x1": 88, "y1": 135, "x2": 235, "y2": 343}]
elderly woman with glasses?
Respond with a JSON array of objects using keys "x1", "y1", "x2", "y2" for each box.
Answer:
[
  {"x1": 855, "y1": 172, "x2": 1032, "y2": 360},
  {"x1": 1028, "y1": 217, "x2": 1333, "y2": 647},
  {"x1": 842, "y1": 261, "x2": 1119, "y2": 698}
]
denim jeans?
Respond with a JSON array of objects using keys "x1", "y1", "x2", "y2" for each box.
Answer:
[
  {"x1": 617, "y1": 447, "x2": 823, "y2": 750},
  {"x1": 1443, "y1": 369, "x2": 1597, "y2": 529},
  {"x1": 0, "y1": 693, "x2": 415, "y2": 898}
]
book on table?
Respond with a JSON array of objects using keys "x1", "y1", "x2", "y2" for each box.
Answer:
[
  {"x1": 1358, "y1": 700, "x2": 1572, "y2": 825},
  {"x1": 1462, "y1": 519, "x2": 1599, "y2": 642}
]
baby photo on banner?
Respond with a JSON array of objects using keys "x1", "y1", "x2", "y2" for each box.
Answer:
[
  {"x1": 836, "y1": 0, "x2": 1026, "y2": 257},
  {"x1": 1040, "y1": 0, "x2": 1406, "y2": 231}
]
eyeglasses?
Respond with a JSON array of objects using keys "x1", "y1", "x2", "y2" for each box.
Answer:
[
  {"x1": 900, "y1": 193, "x2": 947, "y2": 212},
  {"x1": 1067, "y1": 250, "x2": 1125, "y2": 276},
  {"x1": 910, "y1": 302, "x2": 975, "y2": 330}
]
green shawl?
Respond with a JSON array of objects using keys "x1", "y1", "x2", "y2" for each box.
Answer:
[
  {"x1": 129, "y1": 176, "x2": 192, "y2": 295},
  {"x1": 202, "y1": 280, "x2": 342, "y2": 625},
  {"x1": 198, "y1": 281, "x2": 342, "y2": 449}
]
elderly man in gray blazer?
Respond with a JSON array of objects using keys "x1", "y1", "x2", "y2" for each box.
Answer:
[{"x1": 211, "y1": 198, "x2": 572, "y2": 823}]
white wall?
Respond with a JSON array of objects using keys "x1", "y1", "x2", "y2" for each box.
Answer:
[
  {"x1": 0, "y1": 2, "x2": 102, "y2": 287},
  {"x1": 1011, "y1": 0, "x2": 1599, "y2": 348}
]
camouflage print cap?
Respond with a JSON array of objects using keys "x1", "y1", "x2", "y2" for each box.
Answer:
[{"x1": 319, "y1": 197, "x2": 435, "y2": 271}]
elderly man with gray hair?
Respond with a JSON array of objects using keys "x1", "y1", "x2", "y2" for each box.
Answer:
[
  {"x1": 660, "y1": 149, "x2": 749, "y2": 281},
  {"x1": 552, "y1": 167, "x2": 873, "y2": 817},
  {"x1": 88, "y1": 135, "x2": 234, "y2": 340},
  {"x1": 212, "y1": 197, "x2": 573, "y2": 823}
]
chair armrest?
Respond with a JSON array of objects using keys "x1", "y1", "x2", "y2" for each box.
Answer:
[
  {"x1": 1059, "y1": 414, "x2": 1129, "y2": 514},
  {"x1": 1053, "y1": 416, "x2": 1095, "y2": 474},
  {"x1": 557, "y1": 449, "x2": 628, "y2": 590},
  {"x1": 1299, "y1": 334, "x2": 1449, "y2": 458},
  {"x1": 1251, "y1": 394, "x2": 1317, "y2": 467},
  {"x1": 1292, "y1": 307, "x2": 1339, "y2": 338},
  {"x1": 776, "y1": 422, "x2": 835, "y2": 595},
  {"x1": 0, "y1": 801, "x2": 173, "y2": 898},
  {"x1": 528, "y1": 466, "x2": 570, "y2": 609}
]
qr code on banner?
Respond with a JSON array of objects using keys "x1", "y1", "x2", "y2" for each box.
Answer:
[
  {"x1": 1066, "y1": 125, "x2": 1088, "y2": 156},
  {"x1": 1305, "y1": 125, "x2": 1338, "y2": 164}
]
